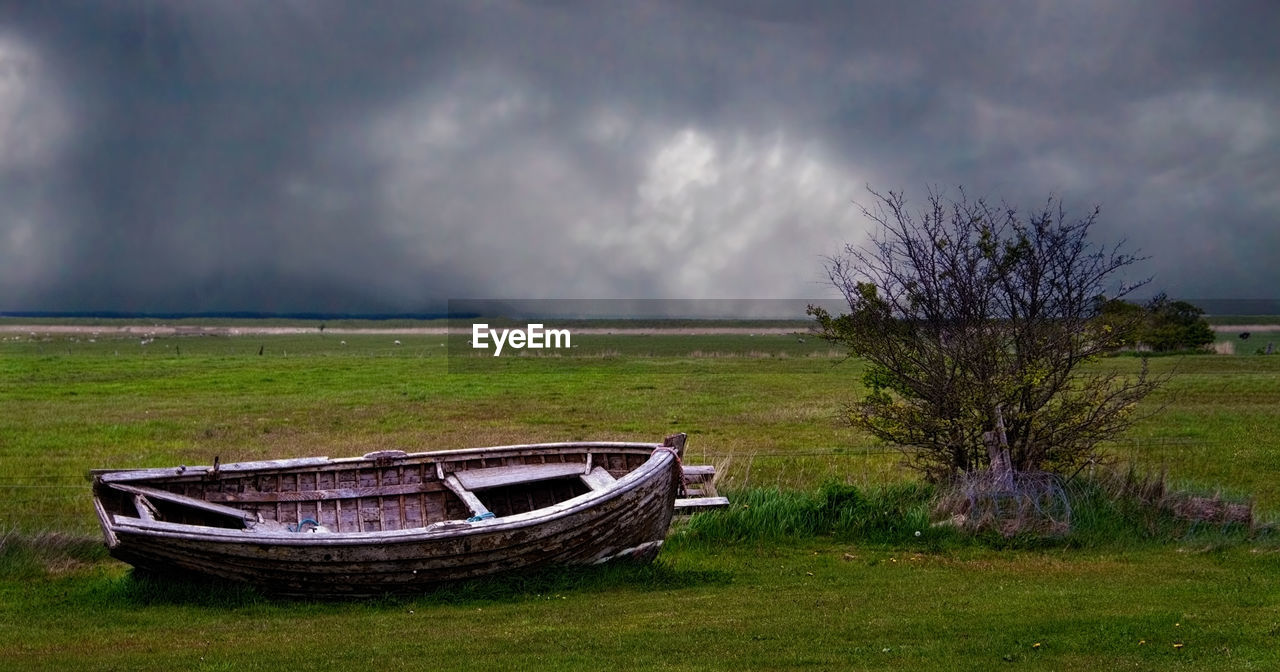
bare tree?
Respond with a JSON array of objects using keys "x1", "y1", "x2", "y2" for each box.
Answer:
[{"x1": 809, "y1": 188, "x2": 1161, "y2": 481}]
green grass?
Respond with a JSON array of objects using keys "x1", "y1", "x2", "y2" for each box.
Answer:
[
  {"x1": 2, "y1": 327, "x2": 1280, "y2": 669},
  {"x1": 675, "y1": 479, "x2": 1265, "y2": 553},
  {"x1": 4, "y1": 543, "x2": 1278, "y2": 670},
  {"x1": 675, "y1": 483, "x2": 938, "y2": 546}
]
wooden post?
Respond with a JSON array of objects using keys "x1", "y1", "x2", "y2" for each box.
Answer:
[{"x1": 663, "y1": 433, "x2": 687, "y2": 460}]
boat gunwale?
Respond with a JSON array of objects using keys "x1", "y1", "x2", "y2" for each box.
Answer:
[{"x1": 92, "y1": 440, "x2": 666, "y2": 483}]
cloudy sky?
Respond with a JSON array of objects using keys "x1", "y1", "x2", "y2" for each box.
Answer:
[{"x1": 0, "y1": 1, "x2": 1276, "y2": 314}]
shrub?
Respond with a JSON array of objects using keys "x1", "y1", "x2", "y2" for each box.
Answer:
[{"x1": 811, "y1": 187, "x2": 1160, "y2": 480}]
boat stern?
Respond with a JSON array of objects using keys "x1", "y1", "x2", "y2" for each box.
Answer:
[{"x1": 91, "y1": 489, "x2": 120, "y2": 549}]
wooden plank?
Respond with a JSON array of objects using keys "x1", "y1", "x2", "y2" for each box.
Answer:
[
  {"x1": 418, "y1": 481, "x2": 427, "y2": 528},
  {"x1": 110, "y1": 483, "x2": 254, "y2": 522},
  {"x1": 93, "y1": 496, "x2": 119, "y2": 548},
  {"x1": 674, "y1": 496, "x2": 730, "y2": 512},
  {"x1": 134, "y1": 494, "x2": 157, "y2": 521},
  {"x1": 375, "y1": 469, "x2": 385, "y2": 532},
  {"x1": 442, "y1": 475, "x2": 491, "y2": 517},
  {"x1": 93, "y1": 441, "x2": 666, "y2": 484},
  {"x1": 452, "y1": 462, "x2": 587, "y2": 491},
  {"x1": 398, "y1": 469, "x2": 408, "y2": 532},
  {"x1": 682, "y1": 465, "x2": 716, "y2": 477},
  {"x1": 93, "y1": 456, "x2": 333, "y2": 482},
  {"x1": 580, "y1": 466, "x2": 618, "y2": 492},
  {"x1": 363, "y1": 450, "x2": 407, "y2": 461},
  {"x1": 354, "y1": 478, "x2": 363, "y2": 533},
  {"x1": 203, "y1": 481, "x2": 446, "y2": 504}
]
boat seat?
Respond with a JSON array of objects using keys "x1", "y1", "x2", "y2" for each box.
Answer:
[
  {"x1": 442, "y1": 475, "x2": 492, "y2": 518},
  {"x1": 444, "y1": 461, "x2": 618, "y2": 520},
  {"x1": 580, "y1": 466, "x2": 617, "y2": 491},
  {"x1": 108, "y1": 483, "x2": 254, "y2": 526},
  {"x1": 451, "y1": 462, "x2": 590, "y2": 491}
]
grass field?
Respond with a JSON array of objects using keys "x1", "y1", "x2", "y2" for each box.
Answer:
[{"x1": 3, "y1": 326, "x2": 1279, "y2": 670}]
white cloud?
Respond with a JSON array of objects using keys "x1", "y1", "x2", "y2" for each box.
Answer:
[
  {"x1": 0, "y1": 34, "x2": 70, "y2": 171},
  {"x1": 0, "y1": 33, "x2": 73, "y2": 304},
  {"x1": 360, "y1": 72, "x2": 865, "y2": 303},
  {"x1": 1128, "y1": 89, "x2": 1275, "y2": 168},
  {"x1": 589, "y1": 128, "x2": 863, "y2": 299}
]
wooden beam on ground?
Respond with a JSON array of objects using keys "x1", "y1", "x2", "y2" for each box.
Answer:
[{"x1": 674, "y1": 496, "x2": 730, "y2": 513}]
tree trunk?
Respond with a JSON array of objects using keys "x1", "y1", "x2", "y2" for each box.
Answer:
[{"x1": 984, "y1": 404, "x2": 1014, "y2": 488}]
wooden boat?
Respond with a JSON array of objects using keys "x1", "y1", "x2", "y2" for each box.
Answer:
[{"x1": 92, "y1": 433, "x2": 726, "y2": 598}]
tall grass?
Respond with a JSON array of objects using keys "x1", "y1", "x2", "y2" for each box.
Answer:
[
  {"x1": 674, "y1": 483, "x2": 941, "y2": 547},
  {"x1": 0, "y1": 527, "x2": 106, "y2": 578},
  {"x1": 675, "y1": 474, "x2": 1266, "y2": 552},
  {"x1": 1065, "y1": 470, "x2": 1264, "y2": 549}
]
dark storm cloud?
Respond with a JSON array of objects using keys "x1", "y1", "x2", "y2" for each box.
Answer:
[{"x1": 0, "y1": 0, "x2": 1276, "y2": 313}]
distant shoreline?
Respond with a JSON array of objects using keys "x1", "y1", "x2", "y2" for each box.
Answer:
[
  {"x1": 0, "y1": 324, "x2": 805, "y2": 336},
  {"x1": 2, "y1": 323, "x2": 1276, "y2": 338}
]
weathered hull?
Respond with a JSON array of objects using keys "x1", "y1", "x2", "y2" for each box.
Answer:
[{"x1": 93, "y1": 439, "x2": 683, "y2": 598}]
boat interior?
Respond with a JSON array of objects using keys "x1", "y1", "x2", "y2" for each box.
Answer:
[{"x1": 95, "y1": 448, "x2": 659, "y2": 534}]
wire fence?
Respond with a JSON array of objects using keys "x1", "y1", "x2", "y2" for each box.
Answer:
[
  {"x1": 682, "y1": 436, "x2": 1232, "y2": 460},
  {"x1": 0, "y1": 435, "x2": 1241, "y2": 489}
]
